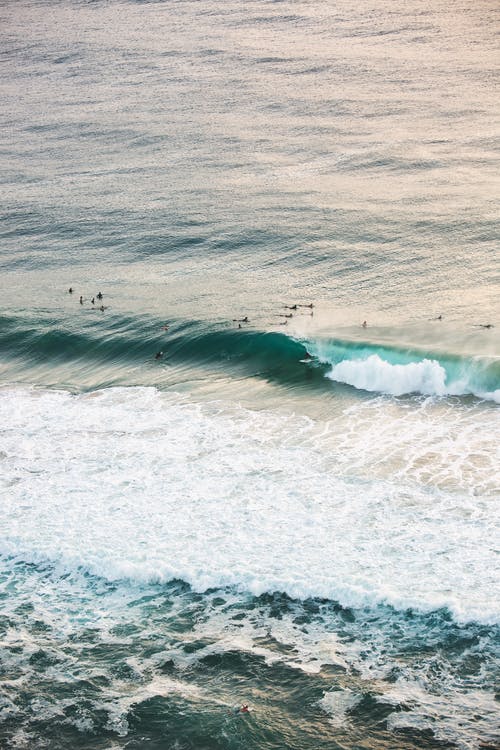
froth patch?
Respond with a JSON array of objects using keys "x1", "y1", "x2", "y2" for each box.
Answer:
[
  {"x1": 0, "y1": 386, "x2": 498, "y2": 624},
  {"x1": 328, "y1": 354, "x2": 448, "y2": 396}
]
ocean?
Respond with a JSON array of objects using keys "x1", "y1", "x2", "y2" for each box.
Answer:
[{"x1": 0, "y1": 0, "x2": 499, "y2": 748}]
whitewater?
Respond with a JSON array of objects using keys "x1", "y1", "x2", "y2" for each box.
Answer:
[
  {"x1": 2, "y1": 384, "x2": 498, "y2": 624},
  {"x1": 1, "y1": 0, "x2": 499, "y2": 748}
]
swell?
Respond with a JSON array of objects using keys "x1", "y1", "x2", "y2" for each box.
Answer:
[
  {"x1": 311, "y1": 337, "x2": 500, "y2": 402},
  {"x1": 0, "y1": 312, "x2": 499, "y2": 401},
  {"x1": 0, "y1": 312, "x2": 322, "y2": 389}
]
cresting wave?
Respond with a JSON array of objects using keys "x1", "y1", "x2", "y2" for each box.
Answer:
[
  {"x1": 0, "y1": 312, "x2": 315, "y2": 387},
  {"x1": 310, "y1": 338, "x2": 500, "y2": 402},
  {"x1": 1, "y1": 385, "x2": 498, "y2": 625},
  {"x1": 1, "y1": 312, "x2": 499, "y2": 402}
]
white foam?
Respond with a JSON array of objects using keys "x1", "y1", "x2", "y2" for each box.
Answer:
[
  {"x1": 318, "y1": 689, "x2": 362, "y2": 727},
  {"x1": 325, "y1": 353, "x2": 500, "y2": 402},
  {"x1": 0, "y1": 386, "x2": 498, "y2": 623},
  {"x1": 328, "y1": 355, "x2": 448, "y2": 396},
  {"x1": 382, "y1": 680, "x2": 500, "y2": 750}
]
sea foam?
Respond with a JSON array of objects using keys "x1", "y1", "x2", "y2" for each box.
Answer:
[
  {"x1": 0, "y1": 386, "x2": 498, "y2": 624},
  {"x1": 324, "y1": 353, "x2": 500, "y2": 401}
]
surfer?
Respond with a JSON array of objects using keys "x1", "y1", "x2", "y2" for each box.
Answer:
[
  {"x1": 285, "y1": 304, "x2": 298, "y2": 310},
  {"x1": 298, "y1": 303, "x2": 314, "y2": 309},
  {"x1": 278, "y1": 313, "x2": 293, "y2": 318},
  {"x1": 362, "y1": 320, "x2": 367, "y2": 328},
  {"x1": 162, "y1": 324, "x2": 169, "y2": 331},
  {"x1": 79, "y1": 296, "x2": 84, "y2": 304},
  {"x1": 99, "y1": 305, "x2": 107, "y2": 312},
  {"x1": 303, "y1": 351, "x2": 312, "y2": 361},
  {"x1": 233, "y1": 316, "x2": 249, "y2": 323},
  {"x1": 68, "y1": 287, "x2": 73, "y2": 293},
  {"x1": 475, "y1": 323, "x2": 494, "y2": 329},
  {"x1": 155, "y1": 351, "x2": 164, "y2": 360},
  {"x1": 97, "y1": 292, "x2": 103, "y2": 300},
  {"x1": 230, "y1": 704, "x2": 251, "y2": 716},
  {"x1": 91, "y1": 297, "x2": 95, "y2": 305}
]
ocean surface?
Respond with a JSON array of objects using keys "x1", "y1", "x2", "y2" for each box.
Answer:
[{"x1": 1, "y1": 1, "x2": 499, "y2": 748}]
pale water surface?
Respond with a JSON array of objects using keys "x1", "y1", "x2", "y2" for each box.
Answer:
[{"x1": 0, "y1": 1, "x2": 499, "y2": 748}]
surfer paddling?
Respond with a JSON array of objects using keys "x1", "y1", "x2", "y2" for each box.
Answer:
[
  {"x1": 233, "y1": 316, "x2": 249, "y2": 323},
  {"x1": 230, "y1": 704, "x2": 251, "y2": 715}
]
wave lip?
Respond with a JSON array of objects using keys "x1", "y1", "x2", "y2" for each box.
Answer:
[
  {"x1": 328, "y1": 354, "x2": 449, "y2": 397},
  {"x1": 314, "y1": 341, "x2": 500, "y2": 402}
]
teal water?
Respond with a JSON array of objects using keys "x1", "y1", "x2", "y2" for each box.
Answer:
[{"x1": 0, "y1": 0, "x2": 499, "y2": 748}]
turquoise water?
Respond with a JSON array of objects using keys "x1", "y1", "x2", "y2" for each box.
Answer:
[{"x1": 0, "y1": 0, "x2": 499, "y2": 748}]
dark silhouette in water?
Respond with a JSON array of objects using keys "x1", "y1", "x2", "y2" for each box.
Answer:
[
  {"x1": 91, "y1": 297, "x2": 95, "y2": 305},
  {"x1": 298, "y1": 303, "x2": 314, "y2": 309},
  {"x1": 362, "y1": 320, "x2": 367, "y2": 328},
  {"x1": 68, "y1": 287, "x2": 73, "y2": 294},
  {"x1": 79, "y1": 296, "x2": 83, "y2": 304},
  {"x1": 285, "y1": 304, "x2": 298, "y2": 310},
  {"x1": 97, "y1": 292, "x2": 103, "y2": 300},
  {"x1": 233, "y1": 316, "x2": 249, "y2": 323},
  {"x1": 475, "y1": 323, "x2": 494, "y2": 329},
  {"x1": 155, "y1": 351, "x2": 164, "y2": 360},
  {"x1": 278, "y1": 313, "x2": 293, "y2": 318}
]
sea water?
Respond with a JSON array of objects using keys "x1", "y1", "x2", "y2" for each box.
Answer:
[{"x1": 0, "y1": 1, "x2": 499, "y2": 748}]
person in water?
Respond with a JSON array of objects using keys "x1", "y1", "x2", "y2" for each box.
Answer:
[
  {"x1": 80, "y1": 296, "x2": 83, "y2": 304},
  {"x1": 155, "y1": 351, "x2": 163, "y2": 359},
  {"x1": 233, "y1": 316, "x2": 249, "y2": 323},
  {"x1": 68, "y1": 287, "x2": 73, "y2": 293},
  {"x1": 97, "y1": 292, "x2": 103, "y2": 300},
  {"x1": 91, "y1": 297, "x2": 95, "y2": 305},
  {"x1": 362, "y1": 320, "x2": 367, "y2": 328},
  {"x1": 285, "y1": 304, "x2": 298, "y2": 310}
]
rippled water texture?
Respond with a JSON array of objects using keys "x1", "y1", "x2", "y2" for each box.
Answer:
[{"x1": 0, "y1": 0, "x2": 499, "y2": 748}]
